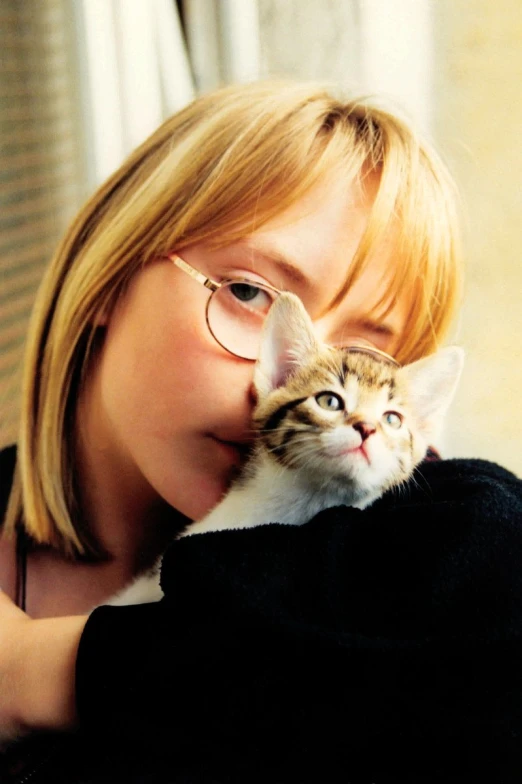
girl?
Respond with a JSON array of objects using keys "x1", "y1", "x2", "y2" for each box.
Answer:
[{"x1": 1, "y1": 81, "x2": 521, "y2": 783}]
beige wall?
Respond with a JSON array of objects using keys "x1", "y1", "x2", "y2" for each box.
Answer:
[
  {"x1": 260, "y1": 0, "x2": 522, "y2": 476},
  {"x1": 433, "y1": 1, "x2": 522, "y2": 474},
  {"x1": 259, "y1": 0, "x2": 360, "y2": 84}
]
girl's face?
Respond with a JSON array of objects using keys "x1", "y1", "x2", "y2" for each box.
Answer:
[{"x1": 81, "y1": 172, "x2": 409, "y2": 522}]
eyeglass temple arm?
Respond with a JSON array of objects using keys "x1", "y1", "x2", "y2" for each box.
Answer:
[{"x1": 168, "y1": 253, "x2": 219, "y2": 292}]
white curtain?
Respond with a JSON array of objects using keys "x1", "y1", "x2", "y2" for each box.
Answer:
[
  {"x1": 77, "y1": 0, "x2": 261, "y2": 189},
  {"x1": 183, "y1": 0, "x2": 260, "y2": 91},
  {"x1": 77, "y1": 0, "x2": 195, "y2": 188}
]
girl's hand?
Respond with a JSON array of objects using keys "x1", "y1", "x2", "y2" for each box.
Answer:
[{"x1": 0, "y1": 590, "x2": 86, "y2": 741}]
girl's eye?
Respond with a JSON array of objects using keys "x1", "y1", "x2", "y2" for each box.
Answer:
[
  {"x1": 383, "y1": 411, "x2": 403, "y2": 429},
  {"x1": 228, "y1": 282, "x2": 275, "y2": 312},
  {"x1": 315, "y1": 392, "x2": 344, "y2": 411}
]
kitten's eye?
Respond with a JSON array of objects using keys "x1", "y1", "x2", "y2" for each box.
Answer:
[
  {"x1": 315, "y1": 392, "x2": 344, "y2": 411},
  {"x1": 383, "y1": 411, "x2": 403, "y2": 429}
]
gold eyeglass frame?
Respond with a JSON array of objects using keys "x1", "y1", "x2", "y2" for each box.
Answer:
[
  {"x1": 167, "y1": 252, "x2": 401, "y2": 367},
  {"x1": 167, "y1": 252, "x2": 281, "y2": 360}
]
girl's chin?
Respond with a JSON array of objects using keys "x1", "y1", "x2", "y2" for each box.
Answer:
[
  {"x1": 161, "y1": 439, "x2": 245, "y2": 522},
  {"x1": 171, "y1": 472, "x2": 232, "y2": 523}
]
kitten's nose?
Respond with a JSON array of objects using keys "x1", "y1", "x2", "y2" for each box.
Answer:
[{"x1": 353, "y1": 421, "x2": 376, "y2": 441}]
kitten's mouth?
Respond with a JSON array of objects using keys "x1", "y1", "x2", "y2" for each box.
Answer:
[{"x1": 326, "y1": 444, "x2": 371, "y2": 465}]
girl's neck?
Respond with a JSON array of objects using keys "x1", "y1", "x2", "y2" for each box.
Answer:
[
  {"x1": 21, "y1": 486, "x2": 183, "y2": 619},
  {"x1": 75, "y1": 369, "x2": 188, "y2": 577},
  {"x1": 75, "y1": 435, "x2": 186, "y2": 577}
]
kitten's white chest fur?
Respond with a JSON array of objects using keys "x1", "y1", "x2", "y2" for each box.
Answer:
[{"x1": 185, "y1": 452, "x2": 374, "y2": 536}]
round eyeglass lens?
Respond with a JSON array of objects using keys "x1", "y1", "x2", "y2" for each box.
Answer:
[{"x1": 207, "y1": 280, "x2": 279, "y2": 360}]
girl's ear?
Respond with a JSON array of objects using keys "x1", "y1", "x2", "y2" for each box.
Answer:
[
  {"x1": 254, "y1": 292, "x2": 319, "y2": 399},
  {"x1": 399, "y1": 346, "x2": 464, "y2": 440},
  {"x1": 91, "y1": 294, "x2": 116, "y2": 327},
  {"x1": 92, "y1": 308, "x2": 109, "y2": 327}
]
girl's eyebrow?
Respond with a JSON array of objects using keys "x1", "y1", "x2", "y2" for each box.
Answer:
[
  {"x1": 357, "y1": 318, "x2": 397, "y2": 339},
  {"x1": 238, "y1": 239, "x2": 310, "y2": 287}
]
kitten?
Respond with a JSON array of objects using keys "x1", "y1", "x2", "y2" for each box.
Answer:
[{"x1": 109, "y1": 292, "x2": 463, "y2": 606}]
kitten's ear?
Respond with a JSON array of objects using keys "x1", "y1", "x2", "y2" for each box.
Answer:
[
  {"x1": 254, "y1": 292, "x2": 319, "y2": 398},
  {"x1": 399, "y1": 346, "x2": 464, "y2": 440}
]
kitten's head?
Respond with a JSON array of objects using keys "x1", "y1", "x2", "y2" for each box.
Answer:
[{"x1": 253, "y1": 293, "x2": 463, "y2": 506}]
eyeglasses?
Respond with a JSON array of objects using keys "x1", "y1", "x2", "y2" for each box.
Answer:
[
  {"x1": 167, "y1": 252, "x2": 400, "y2": 367},
  {"x1": 168, "y1": 253, "x2": 281, "y2": 360}
]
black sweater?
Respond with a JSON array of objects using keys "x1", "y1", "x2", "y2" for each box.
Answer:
[{"x1": 2, "y1": 445, "x2": 522, "y2": 783}]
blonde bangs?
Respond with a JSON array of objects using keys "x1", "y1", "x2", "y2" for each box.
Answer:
[
  {"x1": 325, "y1": 102, "x2": 463, "y2": 365},
  {"x1": 392, "y1": 139, "x2": 463, "y2": 365},
  {"x1": 123, "y1": 86, "x2": 371, "y2": 257}
]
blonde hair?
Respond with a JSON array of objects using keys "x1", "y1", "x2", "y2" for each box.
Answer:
[{"x1": 4, "y1": 80, "x2": 463, "y2": 556}]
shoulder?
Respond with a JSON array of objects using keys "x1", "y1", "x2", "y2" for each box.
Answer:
[
  {"x1": 374, "y1": 456, "x2": 521, "y2": 515},
  {"x1": 357, "y1": 457, "x2": 522, "y2": 566},
  {"x1": 161, "y1": 457, "x2": 522, "y2": 616},
  {"x1": 416, "y1": 455, "x2": 519, "y2": 491},
  {"x1": 164, "y1": 457, "x2": 522, "y2": 576},
  {"x1": 0, "y1": 444, "x2": 16, "y2": 524}
]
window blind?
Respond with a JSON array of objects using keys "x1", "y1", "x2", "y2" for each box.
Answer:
[{"x1": 0, "y1": 0, "x2": 85, "y2": 447}]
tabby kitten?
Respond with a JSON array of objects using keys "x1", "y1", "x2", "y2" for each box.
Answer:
[{"x1": 109, "y1": 292, "x2": 463, "y2": 606}]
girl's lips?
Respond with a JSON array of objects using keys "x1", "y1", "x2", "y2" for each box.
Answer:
[{"x1": 211, "y1": 437, "x2": 251, "y2": 465}]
